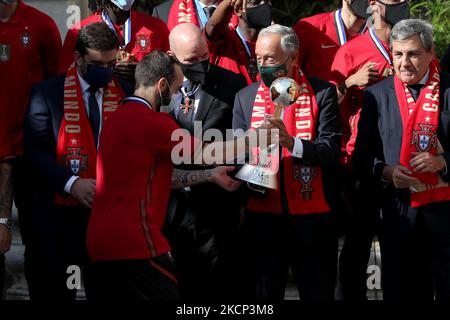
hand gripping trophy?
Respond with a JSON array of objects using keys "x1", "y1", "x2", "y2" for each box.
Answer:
[{"x1": 235, "y1": 77, "x2": 301, "y2": 191}]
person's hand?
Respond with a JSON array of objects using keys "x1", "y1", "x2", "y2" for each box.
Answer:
[
  {"x1": 383, "y1": 165, "x2": 421, "y2": 189},
  {"x1": 410, "y1": 152, "x2": 446, "y2": 173},
  {"x1": 346, "y1": 62, "x2": 379, "y2": 88},
  {"x1": 254, "y1": 124, "x2": 275, "y2": 148},
  {"x1": 70, "y1": 178, "x2": 96, "y2": 209},
  {"x1": 227, "y1": 0, "x2": 247, "y2": 12},
  {"x1": 209, "y1": 166, "x2": 242, "y2": 191},
  {"x1": 0, "y1": 224, "x2": 11, "y2": 254},
  {"x1": 114, "y1": 63, "x2": 137, "y2": 83},
  {"x1": 268, "y1": 118, "x2": 294, "y2": 151}
]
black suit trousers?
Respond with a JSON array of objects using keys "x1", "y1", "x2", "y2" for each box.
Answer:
[
  {"x1": 339, "y1": 169, "x2": 382, "y2": 300},
  {"x1": 380, "y1": 199, "x2": 450, "y2": 301},
  {"x1": 164, "y1": 190, "x2": 243, "y2": 301},
  {"x1": 240, "y1": 210, "x2": 338, "y2": 301},
  {"x1": 27, "y1": 205, "x2": 93, "y2": 300}
]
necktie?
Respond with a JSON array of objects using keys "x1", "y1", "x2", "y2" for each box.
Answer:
[
  {"x1": 203, "y1": 6, "x2": 216, "y2": 19},
  {"x1": 88, "y1": 87, "x2": 100, "y2": 147},
  {"x1": 408, "y1": 83, "x2": 424, "y2": 102},
  {"x1": 177, "y1": 81, "x2": 197, "y2": 132}
]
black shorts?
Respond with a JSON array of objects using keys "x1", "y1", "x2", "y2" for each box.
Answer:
[{"x1": 89, "y1": 253, "x2": 179, "y2": 300}]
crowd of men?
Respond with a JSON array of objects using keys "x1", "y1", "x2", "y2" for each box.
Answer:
[{"x1": 1, "y1": 0, "x2": 450, "y2": 301}]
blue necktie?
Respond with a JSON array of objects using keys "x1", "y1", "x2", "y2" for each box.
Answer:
[
  {"x1": 408, "y1": 84, "x2": 424, "y2": 102},
  {"x1": 203, "y1": 6, "x2": 216, "y2": 19},
  {"x1": 88, "y1": 87, "x2": 100, "y2": 147}
]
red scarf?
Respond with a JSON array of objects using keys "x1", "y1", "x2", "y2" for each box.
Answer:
[
  {"x1": 167, "y1": 0, "x2": 238, "y2": 31},
  {"x1": 55, "y1": 64, "x2": 124, "y2": 206},
  {"x1": 247, "y1": 70, "x2": 330, "y2": 214},
  {"x1": 395, "y1": 61, "x2": 450, "y2": 208}
]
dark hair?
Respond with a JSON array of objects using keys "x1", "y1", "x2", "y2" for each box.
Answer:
[
  {"x1": 88, "y1": 0, "x2": 136, "y2": 13},
  {"x1": 75, "y1": 22, "x2": 120, "y2": 56},
  {"x1": 135, "y1": 51, "x2": 179, "y2": 88},
  {"x1": 88, "y1": 0, "x2": 108, "y2": 12}
]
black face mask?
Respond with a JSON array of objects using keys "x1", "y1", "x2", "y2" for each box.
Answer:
[
  {"x1": 180, "y1": 59, "x2": 210, "y2": 85},
  {"x1": 377, "y1": 0, "x2": 410, "y2": 26},
  {"x1": 349, "y1": 0, "x2": 370, "y2": 19},
  {"x1": 246, "y1": 3, "x2": 272, "y2": 30}
]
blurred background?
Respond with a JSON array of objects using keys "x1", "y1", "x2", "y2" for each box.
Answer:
[{"x1": 25, "y1": 0, "x2": 450, "y2": 59}]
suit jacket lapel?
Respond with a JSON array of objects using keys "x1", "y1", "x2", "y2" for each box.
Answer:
[{"x1": 194, "y1": 88, "x2": 215, "y2": 124}]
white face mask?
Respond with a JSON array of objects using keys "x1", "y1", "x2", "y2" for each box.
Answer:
[{"x1": 109, "y1": 0, "x2": 135, "y2": 11}]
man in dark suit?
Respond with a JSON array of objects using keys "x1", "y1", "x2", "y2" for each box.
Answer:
[
  {"x1": 233, "y1": 24, "x2": 342, "y2": 301},
  {"x1": 163, "y1": 23, "x2": 247, "y2": 301},
  {"x1": 152, "y1": 0, "x2": 173, "y2": 23},
  {"x1": 23, "y1": 22, "x2": 132, "y2": 300},
  {"x1": 355, "y1": 19, "x2": 450, "y2": 301},
  {"x1": 441, "y1": 44, "x2": 450, "y2": 74}
]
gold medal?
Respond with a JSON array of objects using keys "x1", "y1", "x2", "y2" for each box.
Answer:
[
  {"x1": 116, "y1": 48, "x2": 137, "y2": 63},
  {"x1": 0, "y1": 44, "x2": 11, "y2": 62}
]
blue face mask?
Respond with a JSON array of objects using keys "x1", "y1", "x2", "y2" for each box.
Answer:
[
  {"x1": 109, "y1": 0, "x2": 135, "y2": 11},
  {"x1": 83, "y1": 63, "x2": 114, "y2": 89}
]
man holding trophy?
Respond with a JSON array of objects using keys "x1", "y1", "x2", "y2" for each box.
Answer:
[{"x1": 232, "y1": 24, "x2": 342, "y2": 300}]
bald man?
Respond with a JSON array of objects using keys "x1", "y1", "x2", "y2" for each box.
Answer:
[{"x1": 163, "y1": 23, "x2": 247, "y2": 301}]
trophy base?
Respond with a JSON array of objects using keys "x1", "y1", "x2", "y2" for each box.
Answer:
[{"x1": 235, "y1": 164, "x2": 278, "y2": 189}]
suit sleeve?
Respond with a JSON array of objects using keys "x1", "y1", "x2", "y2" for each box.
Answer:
[
  {"x1": 41, "y1": 16, "x2": 62, "y2": 78},
  {"x1": 353, "y1": 89, "x2": 386, "y2": 181},
  {"x1": 441, "y1": 44, "x2": 450, "y2": 74},
  {"x1": 440, "y1": 152, "x2": 450, "y2": 182},
  {"x1": 300, "y1": 85, "x2": 342, "y2": 169},
  {"x1": 152, "y1": 6, "x2": 160, "y2": 19},
  {"x1": 24, "y1": 84, "x2": 73, "y2": 192},
  {"x1": 232, "y1": 91, "x2": 248, "y2": 132}
]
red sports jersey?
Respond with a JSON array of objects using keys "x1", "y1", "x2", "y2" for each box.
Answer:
[
  {"x1": 294, "y1": 10, "x2": 361, "y2": 82},
  {"x1": 0, "y1": 0, "x2": 61, "y2": 160},
  {"x1": 59, "y1": 10, "x2": 169, "y2": 73},
  {"x1": 330, "y1": 30, "x2": 394, "y2": 163},
  {"x1": 87, "y1": 100, "x2": 195, "y2": 261},
  {"x1": 206, "y1": 26, "x2": 259, "y2": 85}
]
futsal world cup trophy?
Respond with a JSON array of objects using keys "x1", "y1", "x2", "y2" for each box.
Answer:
[{"x1": 235, "y1": 77, "x2": 301, "y2": 190}]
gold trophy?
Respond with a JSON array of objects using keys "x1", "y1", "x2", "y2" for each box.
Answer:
[{"x1": 235, "y1": 77, "x2": 301, "y2": 190}]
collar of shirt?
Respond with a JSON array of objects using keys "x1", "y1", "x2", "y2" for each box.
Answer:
[
  {"x1": 174, "y1": 78, "x2": 202, "y2": 119},
  {"x1": 77, "y1": 70, "x2": 104, "y2": 96},
  {"x1": 418, "y1": 69, "x2": 430, "y2": 85},
  {"x1": 197, "y1": 1, "x2": 218, "y2": 10},
  {"x1": 77, "y1": 70, "x2": 104, "y2": 115}
]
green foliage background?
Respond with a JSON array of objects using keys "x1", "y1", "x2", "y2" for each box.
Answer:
[
  {"x1": 133, "y1": 0, "x2": 449, "y2": 58},
  {"x1": 409, "y1": 0, "x2": 450, "y2": 58}
]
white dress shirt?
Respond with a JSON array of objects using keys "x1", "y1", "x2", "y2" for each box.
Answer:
[{"x1": 277, "y1": 109, "x2": 304, "y2": 158}]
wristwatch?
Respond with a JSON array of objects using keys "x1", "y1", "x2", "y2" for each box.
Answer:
[{"x1": 0, "y1": 218, "x2": 12, "y2": 230}]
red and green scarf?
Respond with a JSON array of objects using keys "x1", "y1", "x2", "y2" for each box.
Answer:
[
  {"x1": 396, "y1": 61, "x2": 450, "y2": 208},
  {"x1": 55, "y1": 63, "x2": 124, "y2": 206},
  {"x1": 247, "y1": 69, "x2": 331, "y2": 214}
]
